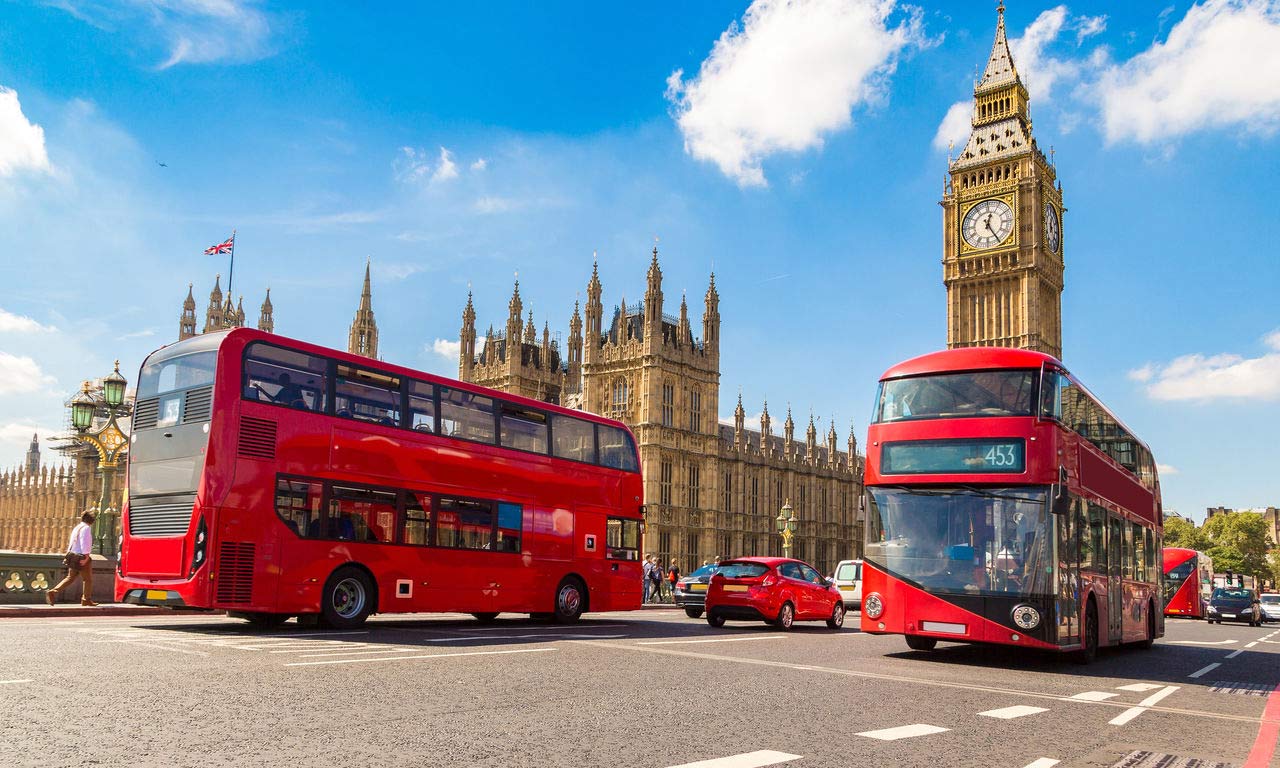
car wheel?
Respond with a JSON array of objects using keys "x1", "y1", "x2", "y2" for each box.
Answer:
[
  {"x1": 827, "y1": 602, "x2": 845, "y2": 630},
  {"x1": 471, "y1": 612, "x2": 499, "y2": 624},
  {"x1": 905, "y1": 635, "x2": 937, "y2": 651},
  {"x1": 775, "y1": 602, "x2": 795, "y2": 631},
  {"x1": 707, "y1": 612, "x2": 726, "y2": 628},
  {"x1": 321, "y1": 567, "x2": 373, "y2": 629},
  {"x1": 684, "y1": 608, "x2": 704, "y2": 619},
  {"x1": 553, "y1": 577, "x2": 586, "y2": 624},
  {"x1": 1074, "y1": 600, "x2": 1098, "y2": 665}
]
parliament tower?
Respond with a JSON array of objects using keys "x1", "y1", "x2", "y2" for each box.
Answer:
[{"x1": 942, "y1": 3, "x2": 1064, "y2": 360}]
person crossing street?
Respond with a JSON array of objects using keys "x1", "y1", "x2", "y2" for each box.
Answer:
[{"x1": 47, "y1": 512, "x2": 98, "y2": 606}]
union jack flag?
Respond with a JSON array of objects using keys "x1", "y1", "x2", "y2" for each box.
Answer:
[{"x1": 204, "y1": 235, "x2": 234, "y2": 255}]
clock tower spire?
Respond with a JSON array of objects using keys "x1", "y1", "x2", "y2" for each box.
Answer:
[{"x1": 941, "y1": 3, "x2": 1064, "y2": 360}]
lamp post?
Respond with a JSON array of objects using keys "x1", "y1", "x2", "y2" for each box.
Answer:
[
  {"x1": 69, "y1": 361, "x2": 130, "y2": 556},
  {"x1": 776, "y1": 499, "x2": 797, "y2": 558}
]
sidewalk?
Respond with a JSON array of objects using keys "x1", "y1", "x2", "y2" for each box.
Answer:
[{"x1": 0, "y1": 603, "x2": 194, "y2": 618}]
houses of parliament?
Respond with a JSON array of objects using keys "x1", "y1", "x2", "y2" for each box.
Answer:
[{"x1": 1, "y1": 6, "x2": 1063, "y2": 574}]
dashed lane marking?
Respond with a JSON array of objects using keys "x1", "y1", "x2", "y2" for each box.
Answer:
[
  {"x1": 0, "y1": 679, "x2": 33, "y2": 685},
  {"x1": 1166, "y1": 639, "x2": 1237, "y2": 645},
  {"x1": 855, "y1": 723, "x2": 949, "y2": 741},
  {"x1": 295, "y1": 648, "x2": 422, "y2": 658},
  {"x1": 1021, "y1": 760, "x2": 1059, "y2": 768},
  {"x1": 636, "y1": 636, "x2": 786, "y2": 646},
  {"x1": 1116, "y1": 684, "x2": 1164, "y2": 692},
  {"x1": 978, "y1": 705, "x2": 1049, "y2": 720},
  {"x1": 662, "y1": 750, "x2": 802, "y2": 768},
  {"x1": 455, "y1": 623, "x2": 627, "y2": 633},
  {"x1": 1246, "y1": 642, "x2": 1260, "y2": 648},
  {"x1": 1109, "y1": 685, "x2": 1179, "y2": 726},
  {"x1": 1188, "y1": 663, "x2": 1221, "y2": 679},
  {"x1": 1068, "y1": 691, "x2": 1118, "y2": 702},
  {"x1": 423, "y1": 633, "x2": 627, "y2": 642},
  {"x1": 284, "y1": 647, "x2": 557, "y2": 667},
  {"x1": 1226, "y1": 649, "x2": 1245, "y2": 659}
]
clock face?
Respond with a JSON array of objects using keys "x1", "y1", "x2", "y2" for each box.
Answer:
[
  {"x1": 1044, "y1": 203, "x2": 1060, "y2": 253},
  {"x1": 962, "y1": 199, "x2": 1014, "y2": 249}
]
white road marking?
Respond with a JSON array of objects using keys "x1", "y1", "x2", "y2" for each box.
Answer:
[
  {"x1": 1166, "y1": 639, "x2": 1237, "y2": 645},
  {"x1": 1246, "y1": 641, "x2": 1259, "y2": 648},
  {"x1": 285, "y1": 647, "x2": 557, "y2": 667},
  {"x1": 1068, "y1": 691, "x2": 1117, "y2": 702},
  {"x1": 1225, "y1": 649, "x2": 1244, "y2": 659},
  {"x1": 662, "y1": 750, "x2": 802, "y2": 768},
  {"x1": 295, "y1": 648, "x2": 422, "y2": 658},
  {"x1": 457, "y1": 623, "x2": 627, "y2": 633},
  {"x1": 268, "y1": 644, "x2": 377, "y2": 654},
  {"x1": 100, "y1": 640, "x2": 210, "y2": 657},
  {"x1": 1188, "y1": 663, "x2": 1221, "y2": 679},
  {"x1": 423, "y1": 633, "x2": 627, "y2": 642},
  {"x1": 1021, "y1": 760, "x2": 1059, "y2": 768},
  {"x1": 856, "y1": 723, "x2": 949, "y2": 741},
  {"x1": 978, "y1": 705, "x2": 1049, "y2": 719},
  {"x1": 637, "y1": 636, "x2": 786, "y2": 646},
  {"x1": 1109, "y1": 685, "x2": 1179, "y2": 726},
  {"x1": 1116, "y1": 684, "x2": 1163, "y2": 692},
  {"x1": 0, "y1": 679, "x2": 33, "y2": 685}
]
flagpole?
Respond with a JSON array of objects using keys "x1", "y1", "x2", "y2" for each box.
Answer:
[{"x1": 227, "y1": 229, "x2": 237, "y2": 301}]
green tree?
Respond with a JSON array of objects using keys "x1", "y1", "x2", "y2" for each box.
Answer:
[
  {"x1": 1203, "y1": 512, "x2": 1274, "y2": 584},
  {"x1": 1163, "y1": 516, "x2": 1209, "y2": 551}
]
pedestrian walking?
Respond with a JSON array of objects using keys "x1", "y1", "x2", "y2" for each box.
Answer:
[
  {"x1": 667, "y1": 559, "x2": 680, "y2": 597},
  {"x1": 648, "y1": 554, "x2": 665, "y2": 603},
  {"x1": 642, "y1": 554, "x2": 656, "y2": 603},
  {"x1": 48, "y1": 512, "x2": 98, "y2": 606}
]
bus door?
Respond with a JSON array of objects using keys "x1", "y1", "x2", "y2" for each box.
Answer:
[{"x1": 1107, "y1": 516, "x2": 1124, "y2": 643}]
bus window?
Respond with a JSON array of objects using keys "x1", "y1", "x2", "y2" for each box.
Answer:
[
  {"x1": 1084, "y1": 503, "x2": 1105, "y2": 572},
  {"x1": 496, "y1": 502, "x2": 522, "y2": 552},
  {"x1": 275, "y1": 477, "x2": 323, "y2": 538},
  {"x1": 1039, "y1": 369, "x2": 1068, "y2": 420},
  {"x1": 598, "y1": 425, "x2": 638, "y2": 472},
  {"x1": 1131, "y1": 522, "x2": 1144, "y2": 582},
  {"x1": 244, "y1": 343, "x2": 328, "y2": 412},
  {"x1": 407, "y1": 380, "x2": 436, "y2": 433},
  {"x1": 440, "y1": 388, "x2": 496, "y2": 444},
  {"x1": 551, "y1": 415, "x2": 596, "y2": 463},
  {"x1": 335, "y1": 365, "x2": 401, "y2": 426},
  {"x1": 403, "y1": 491, "x2": 431, "y2": 545},
  {"x1": 500, "y1": 405, "x2": 548, "y2": 453},
  {"x1": 329, "y1": 484, "x2": 397, "y2": 542},
  {"x1": 437, "y1": 497, "x2": 494, "y2": 550},
  {"x1": 606, "y1": 517, "x2": 641, "y2": 560}
]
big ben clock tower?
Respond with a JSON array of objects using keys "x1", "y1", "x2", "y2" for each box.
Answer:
[{"x1": 942, "y1": 2, "x2": 1064, "y2": 360}]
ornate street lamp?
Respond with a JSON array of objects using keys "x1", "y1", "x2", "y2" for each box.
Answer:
[
  {"x1": 68, "y1": 362, "x2": 131, "y2": 556},
  {"x1": 776, "y1": 499, "x2": 797, "y2": 558}
]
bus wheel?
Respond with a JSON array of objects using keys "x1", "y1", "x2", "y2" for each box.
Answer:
[
  {"x1": 1075, "y1": 601, "x2": 1098, "y2": 664},
  {"x1": 243, "y1": 612, "x2": 289, "y2": 629},
  {"x1": 684, "y1": 608, "x2": 704, "y2": 619},
  {"x1": 1137, "y1": 604, "x2": 1156, "y2": 650},
  {"x1": 552, "y1": 578, "x2": 586, "y2": 624},
  {"x1": 905, "y1": 635, "x2": 936, "y2": 651},
  {"x1": 322, "y1": 567, "x2": 373, "y2": 629},
  {"x1": 471, "y1": 612, "x2": 499, "y2": 624}
]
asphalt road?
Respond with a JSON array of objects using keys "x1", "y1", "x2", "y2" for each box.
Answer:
[{"x1": 4, "y1": 609, "x2": 1278, "y2": 768}]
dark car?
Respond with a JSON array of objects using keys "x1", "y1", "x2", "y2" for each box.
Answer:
[
  {"x1": 674, "y1": 564, "x2": 718, "y2": 618},
  {"x1": 1207, "y1": 587, "x2": 1263, "y2": 626}
]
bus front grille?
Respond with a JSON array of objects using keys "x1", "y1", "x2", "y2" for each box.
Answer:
[
  {"x1": 216, "y1": 542, "x2": 255, "y2": 604},
  {"x1": 128, "y1": 496, "x2": 196, "y2": 537},
  {"x1": 238, "y1": 416, "x2": 277, "y2": 459},
  {"x1": 134, "y1": 398, "x2": 160, "y2": 430},
  {"x1": 183, "y1": 386, "x2": 213, "y2": 423}
]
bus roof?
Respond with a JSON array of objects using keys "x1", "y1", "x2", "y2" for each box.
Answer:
[
  {"x1": 161, "y1": 327, "x2": 631, "y2": 430},
  {"x1": 879, "y1": 347, "x2": 1062, "y2": 380}
]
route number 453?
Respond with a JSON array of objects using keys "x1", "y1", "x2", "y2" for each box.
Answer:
[{"x1": 984, "y1": 445, "x2": 1018, "y2": 467}]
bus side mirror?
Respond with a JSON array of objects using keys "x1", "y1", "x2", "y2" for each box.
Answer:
[{"x1": 1050, "y1": 466, "x2": 1070, "y2": 515}]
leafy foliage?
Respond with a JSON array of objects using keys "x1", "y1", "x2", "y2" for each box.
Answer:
[
  {"x1": 1163, "y1": 516, "x2": 1208, "y2": 551},
  {"x1": 1202, "y1": 511, "x2": 1274, "y2": 584}
]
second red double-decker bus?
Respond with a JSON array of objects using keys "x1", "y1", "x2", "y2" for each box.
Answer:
[
  {"x1": 116, "y1": 328, "x2": 645, "y2": 628},
  {"x1": 861, "y1": 348, "x2": 1163, "y2": 662},
  {"x1": 1163, "y1": 547, "x2": 1212, "y2": 619}
]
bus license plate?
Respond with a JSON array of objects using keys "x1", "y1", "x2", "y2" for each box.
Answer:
[{"x1": 146, "y1": 589, "x2": 167, "y2": 601}]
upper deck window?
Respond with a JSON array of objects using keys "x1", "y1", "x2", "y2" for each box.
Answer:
[
  {"x1": 440, "y1": 387, "x2": 496, "y2": 444},
  {"x1": 243, "y1": 343, "x2": 328, "y2": 412},
  {"x1": 335, "y1": 364, "x2": 401, "y2": 426},
  {"x1": 874, "y1": 369, "x2": 1036, "y2": 423},
  {"x1": 500, "y1": 404, "x2": 548, "y2": 453},
  {"x1": 598, "y1": 424, "x2": 639, "y2": 472}
]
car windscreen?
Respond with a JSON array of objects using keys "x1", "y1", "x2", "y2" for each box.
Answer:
[
  {"x1": 1211, "y1": 588, "x2": 1252, "y2": 601},
  {"x1": 1261, "y1": 595, "x2": 1280, "y2": 604},
  {"x1": 874, "y1": 369, "x2": 1037, "y2": 422},
  {"x1": 835, "y1": 562, "x2": 859, "y2": 580},
  {"x1": 717, "y1": 562, "x2": 769, "y2": 579},
  {"x1": 689, "y1": 565, "x2": 718, "y2": 579}
]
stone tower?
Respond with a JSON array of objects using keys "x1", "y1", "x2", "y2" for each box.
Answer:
[
  {"x1": 941, "y1": 2, "x2": 1064, "y2": 360},
  {"x1": 24, "y1": 433, "x2": 39, "y2": 474},
  {"x1": 203, "y1": 275, "x2": 226, "y2": 333},
  {"x1": 258, "y1": 288, "x2": 274, "y2": 333},
  {"x1": 179, "y1": 284, "x2": 197, "y2": 340},
  {"x1": 464, "y1": 280, "x2": 565, "y2": 402},
  {"x1": 348, "y1": 259, "x2": 379, "y2": 359}
]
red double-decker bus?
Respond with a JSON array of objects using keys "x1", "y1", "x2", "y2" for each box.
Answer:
[
  {"x1": 1163, "y1": 547, "x2": 1212, "y2": 619},
  {"x1": 116, "y1": 328, "x2": 645, "y2": 628},
  {"x1": 861, "y1": 348, "x2": 1163, "y2": 662}
]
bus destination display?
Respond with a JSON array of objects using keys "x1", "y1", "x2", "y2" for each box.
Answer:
[{"x1": 881, "y1": 438, "x2": 1025, "y2": 474}]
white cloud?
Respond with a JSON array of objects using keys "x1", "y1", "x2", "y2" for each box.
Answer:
[
  {"x1": 431, "y1": 338, "x2": 461, "y2": 362},
  {"x1": 0, "y1": 87, "x2": 51, "y2": 177},
  {"x1": 470, "y1": 158, "x2": 488, "y2": 171},
  {"x1": 395, "y1": 146, "x2": 460, "y2": 184},
  {"x1": 432, "y1": 147, "x2": 458, "y2": 182},
  {"x1": 666, "y1": 0, "x2": 926, "y2": 187},
  {"x1": 0, "y1": 352, "x2": 57, "y2": 396},
  {"x1": 1157, "y1": 463, "x2": 1179, "y2": 476},
  {"x1": 372, "y1": 262, "x2": 423, "y2": 282},
  {"x1": 0, "y1": 308, "x2": 56, "y2": 334},
  {"x1": 1098, "y1": 0, "x2": 1280, "y2": 144},
  {"x1": 1131, "y1": 330, "x2": 1280, "y2": 401},
  {"x1": 115, "y1": 329, "x2": 156, "y2": 341},
  {"x1": 1073, "y1": 14, "x2": 1107, "y2": 44},
  {"x1": 932, "y1": 101, "x2": 972, "y2": 151}
]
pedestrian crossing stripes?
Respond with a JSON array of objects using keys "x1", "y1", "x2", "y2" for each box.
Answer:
[
  {"x1": 855, "y1": 723, "x2": 950, "y2": 741},
  {"x1": 978, "y1": 705, "x2": 1049, "y2": 720},
  {"x1": 662, "y1": 750, "x2": 802, "y2": 768}
]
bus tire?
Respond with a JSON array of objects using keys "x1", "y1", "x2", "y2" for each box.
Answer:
[
  {"x1": 1137, "y1": 603, "x2": 1156, "y2": 650},
  {"x1": 1075, "y1": 599, "x2": 1098, "y2": 664},
  {"x1": 321, "y1": 566, "x2": 374, "y2": 629},
  {"x1": 684, "y1": 608, "x2": 704, "y2": 619},
  {"x1": 552, "y1": 577, "x2": 586, "y2": 624},
  {"x1": 471, "y1": 612, "x2": 499, "y2": 624},
  {"x1": 242, "y1": 611, "x2": 289, "y2": 629},
  {"x1": 905, "y1": 635, "x2": 937, "y2": 651}
]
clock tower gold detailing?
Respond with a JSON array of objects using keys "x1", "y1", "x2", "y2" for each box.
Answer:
[{"x1": 941, "y1": 2, "x2": 1064, "y2": 359}]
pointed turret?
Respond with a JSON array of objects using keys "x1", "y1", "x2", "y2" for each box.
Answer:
[
  {"x1": 460, "y1": 290, "x2": 477, "y2": 380},
  {"x1": 806, "y1": 412, "x2": 818, "y2": 464},
  {"x1": 505, "y1": 279, "x2": 524, "y2": 349},
  {"x1": 644, "y1": 246, "x2": 663, "y2": 335},
  {"x1": 827, "y1": 418, "x2": 838, "y2": 468},
  {"x1": 347, "y1": 258, "x2": 379, "y2": 359},
  {"x1": 524, "y1": 310, "x2": 536, "y2": 345},
  {"x1": 703, "y1": 271, "x2": 720, "y2": 356},
  {"x1": 734, "y1": 392, "x2": 745, "y2": 449},
  {"x1": 977, "y1": 2, "x2": 1016, "y2": 91},
  {"x1": 567, "y1": 300, "x2": 583, "y2": 394},
  {"x1": 180, "y1": 283, "x2": 197, "y2": 340},
  {"x1": 847, "y1": 421, "x2": 859, "y2": 471},
  {"x1": 784, "y1": 406, "x2": 795, "y2": 459},
  {"x1": 760, "y1": 401, "x2": 772, "y2": 456},
  {"x1": 257, "y1": 288, "x2": 274, "y2": 333},
  {"x1": 235, "y1": 296, "x2": 246, "y2": 327},
  {"x1": 24, "y1": 433, "x2": 39, "y2": 474},
  {"x1": 203, "y1": 274, "x2": 224, "y2": 332}
]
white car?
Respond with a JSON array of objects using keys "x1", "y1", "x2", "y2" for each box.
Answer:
[
  {"x1": 1260, "y1": 594, "x2": 1280, "y2": 623},
  {"x1": 832, "y1": 559, "x2": 863, "y2": 610}
]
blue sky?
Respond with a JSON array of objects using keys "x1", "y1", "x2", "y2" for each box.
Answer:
[{"x1": 1, "y1": 1, "x2": 1278, "y2": 523}]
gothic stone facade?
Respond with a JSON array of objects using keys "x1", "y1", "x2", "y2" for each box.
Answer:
[
  {"x1": 461, "y1": 250, "x2": 864, "y2": 575},
  {"x1": 942, "y1": 4, "x2": 1065, "y2": 360}
]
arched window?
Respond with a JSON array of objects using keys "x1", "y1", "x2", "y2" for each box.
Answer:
[{"x1": 611, "y1": 377, "x2": 629, "y2": 413}]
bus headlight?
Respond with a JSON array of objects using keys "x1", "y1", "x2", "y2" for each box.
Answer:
[
  {"x1": 864, "y1": 592, "x2": 884, "y2": 619},
  {"x1": 1011, "y1": 604, "x2": 1041, "y2": 630}
]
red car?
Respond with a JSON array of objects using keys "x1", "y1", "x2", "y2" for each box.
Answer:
[{"x1": 704, "y1": 557, "x2": 846, "y2": 630}]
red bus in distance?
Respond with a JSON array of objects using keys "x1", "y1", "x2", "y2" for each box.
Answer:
[
  {"x1": 117, "y1": 328, "x2": 645, "y2": 628},
  {"x1": 861, "y1": 347, "x2": 1163, "y2": 662},
  {"x1": 1163, "y1": 547, "x2": 1212, "y2": 619}
]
